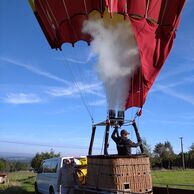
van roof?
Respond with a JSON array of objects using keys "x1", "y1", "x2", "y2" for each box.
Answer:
[{"x1": 43, "y1": 156, "x2": 86, "y2": 161}]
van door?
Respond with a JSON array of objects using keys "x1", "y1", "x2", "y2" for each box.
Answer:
[
  {"x1": 49, "y1": 159, "x2": 59, "y2": 193},
  {"x1": 38, "y1": 160, "x2": 51, "y2": 194}
]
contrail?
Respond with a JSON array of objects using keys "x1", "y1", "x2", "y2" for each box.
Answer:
[{"x1": 0, "y1": 57, "x2": 70, "y2": 85}]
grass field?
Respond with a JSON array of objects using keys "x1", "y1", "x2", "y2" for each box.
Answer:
[
  {"x1": 0, "y1": 171, "x2": 35, "y2": 194},
  {"x1": 152, "y1": 169, "x2": 194, "y2": 190},
  {"x1": 0, "y1": 169, "x2": 194, "y2": 193}
]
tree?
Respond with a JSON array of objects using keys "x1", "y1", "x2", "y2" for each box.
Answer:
[
  {"x1": 162, "y1": 141, "x2": 175, "y2": 169},
  {"x1": 187, "y1": 143, "x2": 194, "y2": 168},
  {"x1": 31, "y1": 150, "x2": 60, "y2": 171},
  {"x1": 153, "y1": 141, "x2": 175, "y2": 169},
  {"x1": 153, "y1": 142, "x2": 164, "y2": 168},
  {"x1": 14, "y1": 161, "x2": 29, "y2": 171},
  {"x1": 190, "y1": 143, "x2": 194, "y2": 151},
  {"x1": 0, "y1": 159, "x2": 6, "y2": 171},
  {"x1": 140, "y1": 139, "x2": 152, "y2": 157}
]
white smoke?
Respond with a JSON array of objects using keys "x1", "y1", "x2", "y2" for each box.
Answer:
[{"x1": 83, "y1": 19, "x2": 140, "y2": 111}]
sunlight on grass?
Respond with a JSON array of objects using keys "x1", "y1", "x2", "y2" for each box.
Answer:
[
  {"x1": 0, "y1": 169, "x2": 194, "y2": 193},
  {"x1": 152, "y1": 169, "x2": 194, "y2": 190}
]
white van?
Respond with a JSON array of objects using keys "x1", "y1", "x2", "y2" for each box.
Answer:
[{"x1": 35, "y1": 156, "x2": 86, "y2": 194}]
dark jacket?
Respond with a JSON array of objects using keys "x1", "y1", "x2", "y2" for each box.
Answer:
[
  {"x1": 111, "y1": 128, "x2": 141, "y2": 155},
  {"x1": 57, "y1": 163, "x2": 75, "y2": 191}
]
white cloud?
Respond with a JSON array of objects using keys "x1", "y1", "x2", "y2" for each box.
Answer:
[
  {"x1": 46, "y1": 82, "x2": 104, "y2": 98},
  {"x1": 163, "y1": 88, "x2": 194, "y2": 105},
  {"x1": 152, "y1": 75, "x2": 194, "y2": 94},
  {"x1": 88, "y1": 99, "x2": 106, "y2": 106},
  {"x1": 65, "y1": 58, "x2": 87, "y2": 64},
  {"x1": 55, "y1": 51, "x2": 95, "y2": 64},
  {"x1": 0, "y1": 57, "x2": 70, "y2": 85},
  {"x1": 158, "y1": 61, "x2": 194, "y2": 82},
  {"x1": 154, "y1": 85, "x2": 194, "y2": 105},
  {"x1": 3, "y1": 93, "x2": 42, "y2": 104},
  {"x1": 147, "y1": 118, "x2": 194, "y2": 126},
  {"x1": 47, "y1": 87, "x2": 80, "y2": 97}
]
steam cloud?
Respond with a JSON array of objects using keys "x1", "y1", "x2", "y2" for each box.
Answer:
[{"x1": 83, "y1": 19, "x2": 140, "y2": 111}]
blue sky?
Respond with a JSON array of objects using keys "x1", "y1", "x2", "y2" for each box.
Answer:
[{"x1": 0, "y1": 0, "x2": 194, "y2": 157}]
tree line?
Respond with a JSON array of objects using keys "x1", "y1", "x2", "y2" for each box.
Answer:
[
  {"x1": 0, "y1": 150, "x2": 60, "y2": 172},
  {"x1": 1, "y1": 142, "x2": 194, "y2": 172},
  {"x1": 0, "y1": 159, "x2": 31, "y2": 172},
  {"x1": 143, "y1": 140, "x2": 194, "y2": 169},
  {"x1": 31, "y1": 150, "x2": 60, "y2": 171},
  {"x1": 30, "y1": 142, "x2": 194, "y2": 171}
]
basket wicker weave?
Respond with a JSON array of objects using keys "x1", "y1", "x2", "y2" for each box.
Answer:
[{"x1": 86, "y1": 154, "x2": 152, "y2": 193}]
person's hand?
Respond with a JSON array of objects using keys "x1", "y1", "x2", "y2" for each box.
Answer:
[{"x1": 113, "y1": 128, "x2": 117, "y2": 132}]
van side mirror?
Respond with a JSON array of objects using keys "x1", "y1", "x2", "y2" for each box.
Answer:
[
  {"x1": 34, "y1": 168, "x2": 42, "y2": 173},
  {"x1": 37, "y1": 169, "x2": 43, "y2": 173}
]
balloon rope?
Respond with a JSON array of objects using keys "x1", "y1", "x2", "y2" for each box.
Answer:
[
  {"x1": 83, "y1": 0, "x2": 88, "y2": 17},
  {"x1": 62, "y1": 0, "x2": 79, "y2": 43},
  {"x1": 45, "y1": 0, "x2": 58, "y2": 27},
  {"x1": 62, "y1": 0, "x2": 70, "y2": 20},
  {"x1": 100, "y1": 0, "x2": 103, "y2": 14},
  {"x1": 39, "y1": 0, "x2": 56, "y2": 35},
  {"x1": 145, "y1": 0, "x2": 150, "y2": 19},
  {"x1": 73, "y1": 47, "x2": 96, "y2": 120},
  {"x1": 160, "y1": 0, "x2": 168, "y2": 25},
  {"x1": 63, "y1": 58, "x2": 94, "y2": 124},
  {"x1": 131, "y1": 73, "x2": 134, "y2": 119}
]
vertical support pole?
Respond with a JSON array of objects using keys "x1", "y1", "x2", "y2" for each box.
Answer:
[
  {"x1": 166, "y1": 184, "x2": 169, "y2": 194},
  {"x1": 180, "y1": 137, "x2": 185, "y2": 169},
  {"x1": 132, "y1": 120, "x2": 144, "y2": 153},
  {"x1": 115, "y1": 125, "x2": 119, "y2": 137},
  {"x1": 88, "y1": 125, "x2": 96, "y2": 156},
  {"x1": 104, "y1": 122, "x2": 110, "y2": 155}
]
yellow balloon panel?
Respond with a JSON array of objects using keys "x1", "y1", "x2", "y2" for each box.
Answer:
[{"x1": 89, "y1": 8, "x2": 129, "y2": 27}]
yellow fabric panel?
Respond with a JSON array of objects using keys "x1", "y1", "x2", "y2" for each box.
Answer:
[
  {"x1": 28, "y1": 0, "x2": 36, "y2": 12},
  {"x1": 88, "y1": 8, "x2": 128, "y2": 27},
  {"x1": 77, "y1": 168, "x2": 87, "y2": 184},
  {"x1": 78, "y1": 157, "x2": 87, "y2": 165}
]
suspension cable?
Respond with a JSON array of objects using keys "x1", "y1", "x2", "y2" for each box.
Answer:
[
  {"x1": 69, "y1": 49, "x2": 96, "y2": 119},
  {"x1": 62, "y1": 57, "x2": 94, "y2": 124}
]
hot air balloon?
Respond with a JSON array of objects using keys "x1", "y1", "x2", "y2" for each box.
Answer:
[
  {"x1": 29, "y1": 0, "x2": 186, "y2": 193},
  {"x1": 29, "y1": 0, "x2": 185, "y2": 109}
]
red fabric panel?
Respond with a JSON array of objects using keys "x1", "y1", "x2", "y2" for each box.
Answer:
[
  {"x1": 34, "y1": 0, "x2": 57, "y2": 48},
  {"x1": 35, "y1": 0, "x2": 104, "y2": 47},
  {"x1": 148, "y1": 0, "x2": 185, "y2": 25},
  {"x1": 125, "y1": 19, "x2": 176, "y2": 108},
  {"x1": 33, "y1": 0, "x2": 186, "y2": 110},
  {"x1": 127, "y1": 0, "x2": 147, "y2": 17},
  {"x1": 125, "y1": 0, "x2": 186, "y2": 109},
  {"x1": 105, "y1": 0, "x2": 147, "y2": 17},
  {"x1": 105, "y1": 0, "x2": 126, "y2": 13},
  {"x1": 58, "y1": 15, "x2": 92, "y2": 46}
]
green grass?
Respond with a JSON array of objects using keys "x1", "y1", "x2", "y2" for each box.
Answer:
[
  {"x1": 152, "y1": 169, "x2": 194, "y2": 190},
  {"x1": 0, "y1": 171, "x2": 35, "y2": 194},
  {"x1": 0, "y1": 169, "x2": 194, "y2": 193}
]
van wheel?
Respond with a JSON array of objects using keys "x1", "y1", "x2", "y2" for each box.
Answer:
[
  {"x1": 35, "y1": 183, "x2": 40, "y2": 194},
  {"x1": 49, "y1": 187, "x2": 55, "y2": 194}
]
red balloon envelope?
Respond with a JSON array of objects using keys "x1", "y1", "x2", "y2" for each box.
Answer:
[{"x1": 29, "y1": 0, "x2": 186, "y2": 110}]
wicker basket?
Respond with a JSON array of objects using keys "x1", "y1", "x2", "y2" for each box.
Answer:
[{"x1": 86, "y1": 154, "x2": 152, "y2": 193}]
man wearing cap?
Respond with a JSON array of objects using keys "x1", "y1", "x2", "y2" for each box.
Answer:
[
  {"x1": 111, "y1": 128, "x2": 142, "y2": 155},
  {"x1": 57, "y1": 158, "x2": 75, "y2": 194}
]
